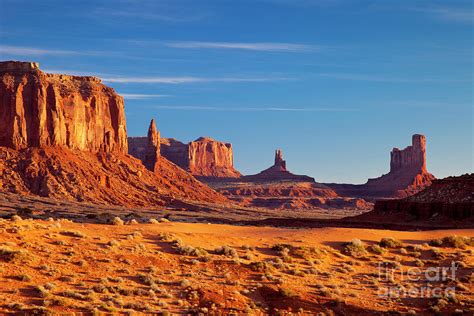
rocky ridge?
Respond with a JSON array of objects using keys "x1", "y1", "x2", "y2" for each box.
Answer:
[{"x1": 366, "y1": 174, "x2": 473, "y2": 222}]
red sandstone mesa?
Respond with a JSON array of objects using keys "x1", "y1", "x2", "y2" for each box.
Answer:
[
  {"x1": 327, "y1": 134, "x2": 435, "y2": 199},
  {"x1": 0, "y1": 61, "x2": 228, "y2": 206},
  {"x1": 0, "y1": 61, "x2": 127, "y2": 153},
  {"x1": 130, "y1": 133, "x2": 241, "y2": 178}
]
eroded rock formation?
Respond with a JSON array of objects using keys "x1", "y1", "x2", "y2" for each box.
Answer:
[
  {"x1": 327, "y1": 134, "x2": 435, "y2": 199},
  {"x1": 242, "y1": 149, "x2": 314, "y2": 182},
  {"x1": 187, "y1": 137, "x2": 241, "y2": 178},
  {"x1": 130, "y1": 133, "x2": 241, "y2": 178},
  {"x1": 128, "y1": 119, "x2": 160, "y2": 171},
  {"x1": 0, "y1": 61, "x2": 228, "y2": 206},
  {"x1": 367, "y1": 174, "x2": 474, "y2": 223},
  {"x1": 0, "y1": 61, "x2": 127, "y2": 153}
]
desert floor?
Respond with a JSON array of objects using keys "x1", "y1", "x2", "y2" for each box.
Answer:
[{"x1": 0, "y1": 217, "x2": 473, "y2": 314}]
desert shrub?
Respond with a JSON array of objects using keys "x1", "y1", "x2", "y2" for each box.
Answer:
[
  {"x1": 59, "y1": 290, "x2": 91, "y2": 301},
  {"x1": 159, "y1": 218, "x2": 170, "y2": 223},
  {"x1": 292, "y1": 246, "x2": 325, "y2": 260},
  {"x1": 43, "y1": 283, "x2": 56, "y2": 291},
  {"x1": 342, "y1": 239, "x2": 367, "y2": 258},
  {"x1": 249, "y1": 261, "x2": 272, "y2": 273},
  {"x1": 429, "y1": 239, "x2": 443, "y2": 247},
  {"x1": 440, "y1": 236, "x2": 473, "y2": 248},
  {"x1": 157, "y1": 232, "x2": 175, "y2": 241},
  {"x1": 92, "y1": 284, "x2": 107, "y2": 293},
  {"x1": 42, "y1": 297, "x2": 66, "y2": 307},
  {"x1": 10, "y1": 215, "x2": 22, "y2": 222},
  {"x1": 180, "y1": 279, "x2": 191, "y2": 287},
  {"x1": 34, "y1": 285, "x2": 50, "y2": 298},
  {"x1": 112, "y1": 217, "x2": 124, "y2": 226},
  {"x1": 379, "y1": 238, "x2": 403, "y2": 248},
  {"x1": 176, "y1": 244, "x2": 208, "y2": 257},
  {"x1": 287, "y1": 268, "x2": 305, "y2": 277},
  {"x1": 279, "y1": 287, "x2": 299, "y2": 298},
  {"x1": 15, "y1": 274, "x2": 32, "y2": 282},
  {"x1": 148, "y1": 218, "x2": 159, "y2": 224},
  {"x1": 0, "y1": 246, "x2": 29, "y2": 263},
  {"x1": 368, "y1": 245, "x2": 387, "y2": 255},
  {"x1": 137, "y1": 273, "x2": 157, "y2": 286},
  {"x1": 272, "y1": 244, "x2": 293, "y2": 252},
  {"x1": 60, "y1": 230, "x2": 86, "y2": 238},
  {"x1": 127, "y1": 219, "x2": 138, "y2": 225},
  {"x1": 107, "y1": 239, "x2": 120, "y2": 247},
  {"x1": 58, "y1": 275, "x2": 75, "y2": 282},
  {"x1": 214, "y1": 245, "x2": 238, "y2": 257}
]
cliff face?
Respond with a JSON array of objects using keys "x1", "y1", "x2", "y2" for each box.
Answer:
[
  {"x1": 0, "y1": 61, "x2": 127, "y2": 154},
  {"x1": 187, "y1": 137, "x2": 241, "y2": 178},
  {"x1": 130, "y1": 134, "x2": 241, "y2": 178},
  {"x1": 0, "y1": 62, "x2": 228, "y2": 206},
  {"x1": 390, "y1": 134, "x2": 427, "y2": 173},
  {"x1": 327, "y1": 134, "x2": 435, "y2": 199}
]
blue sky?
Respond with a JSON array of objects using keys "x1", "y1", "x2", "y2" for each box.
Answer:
[{"x1": 0, "y1": 0, "x2": 472, "y2": 183}]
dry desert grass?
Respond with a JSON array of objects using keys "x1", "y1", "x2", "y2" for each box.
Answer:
[{"x1": 0, "y1": 216, "x2": 473, "y2": 314}]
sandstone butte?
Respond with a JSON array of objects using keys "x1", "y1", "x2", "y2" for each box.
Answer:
[
  {"x1": 241, "y1": 149, "x2": 315, "y2": 182},
  {"x1": 129, "y1": 132, "x2": 242, "y2": 179},
  {"x1": 326, "y1": 134, "x2": 436, "y2": 199},
  {"x1": 0, "y1": 61, "x2": 228, "y2": 206}
]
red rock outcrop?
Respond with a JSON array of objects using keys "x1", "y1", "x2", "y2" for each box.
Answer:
[
  {"x1": 130, "y1": 134, "x2": 242, "y2": 178},
  {"x1": 0, "y1": 146, "x2": 228, "y2": 207},
  {"x1": 242, "y1": 149, "x2": 314, "y2": 182},
  {"x1": 202, "y1": 149, "x2": 371, "y2": 210},
  {"x1": 326, "y1": 135, "x2": 435, "y2": 199},
  {"x1": 187, "y1": 137, "x2": 241, "y2": 178},
  {"x1": 128, "y1": 119, "x2": 160, "y2": 171},
  {"x1": 365, "y1": 174, "x2": 474, "y2": 223},
  {"x1": 0, "y1": 61, "x2": 127, "y2": 154},
  {"x1": 0, "y1": 61, "x2": 229, "y2": 206}
]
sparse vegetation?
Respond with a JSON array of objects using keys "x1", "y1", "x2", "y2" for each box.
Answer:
[
  {"x1": 214, "y1": 245, "x2": 238, "y2": 257},
  {"x1": 342, "y1": 239, "x2": 367, "y2": 258},
  {"x1": 112, "y1": 217, "x2": 124, "y2": 226},
  {"x1": 379, "y1": 238, "x2": 403, "y2": 248}
]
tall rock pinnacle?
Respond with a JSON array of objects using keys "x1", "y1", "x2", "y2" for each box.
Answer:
[
  {"x1": 144, "y1": 119, "x2": 160, "y2": 171},
  {"x1": 274, "y1": 149, "x2": 287, "y2": 170}
]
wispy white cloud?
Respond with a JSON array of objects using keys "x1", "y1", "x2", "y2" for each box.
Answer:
[
  {"x1": 0, "y1": 45, "x2": 110, "y2": 57},
  {"x1": 120, "y1": 93, "x2": 171, "y2": 100},
  {"x1": 103, "y1": 76, "x2": 292, "y2": 84},
  {"x1": 165, "y1": 41, "x2": 318, "y2": 52},
  {"x1": 318, "y1": 73, "x2": 469, "y2": 83},
  {"x1": 150, "y1": 105, "x2": 357, "y2": 112},
  {"x1": 415, "y1": 6, "x2": 473, "y2": 24},
  {"x1": 0, "y1": 45, "x2": 79, "y2": 56},
  {"x1": 95, "y1": 10, "x2": 207, "y2": 23}
]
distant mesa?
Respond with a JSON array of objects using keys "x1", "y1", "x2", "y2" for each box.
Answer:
[
  {"x1": 241, "y1": 149, "x2": 315, "y2": 183},
  {"x1": 129, "y1": 129, "x2": 241, "y2": 178},
  {"x1": 326, "y1": 134, "x2": 435, "y2": 199}
]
